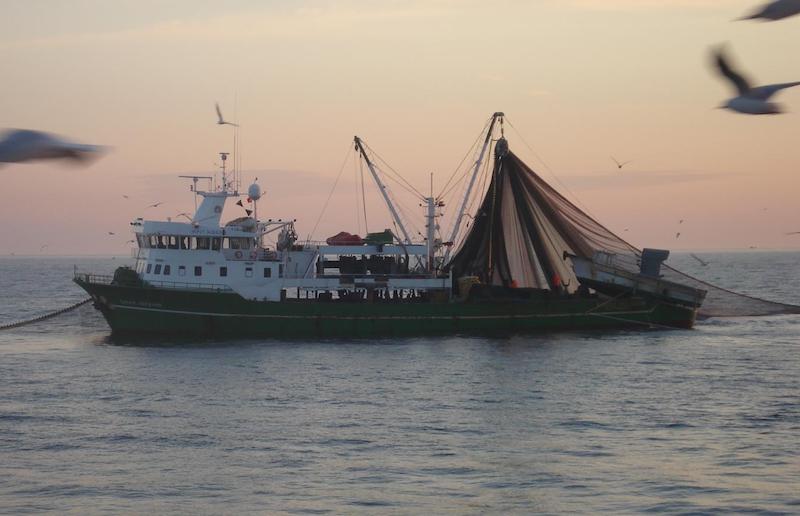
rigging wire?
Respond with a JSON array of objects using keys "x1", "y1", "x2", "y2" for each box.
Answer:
[
  {"x1": 437, "y1": 115, "x2": 493, "y2": 199},
  {"x1": 307, "y1": 143, "x2": 354, "y2": 242},
  {"x1": 359, "y1": 155, "x2": 369, "y2": 234},
  {"x1": 353, "y1": 148, "x2": 362, "y2": 235},
  {"x1": 361, "y1": 141, "x2": 426, "y2": 200},
  {"x1": 504, "y1": 117, "x2": 599, "y2": 220}
]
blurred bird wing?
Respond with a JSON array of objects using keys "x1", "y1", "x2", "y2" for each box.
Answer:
[
  {"x1": 750, "y1": 81, "x2": 800, "y2": 100},
  {"x1": 215, "y1": 103, "x2": 224, "y2": 123},
  {"x1": 713, "y1": 49, "x2": 752, "y2": 95}
]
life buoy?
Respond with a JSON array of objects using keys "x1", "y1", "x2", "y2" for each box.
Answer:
[
  {"x1": 250, "y1": 251, "x2": 258, "y2": 260},
  {"x1": 234, "y1": 250, "x2": 243, "y2": 259}
]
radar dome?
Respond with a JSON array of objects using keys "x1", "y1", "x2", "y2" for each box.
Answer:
[{"x1": 248, "y1": 182, "x2": 262, "y2": 201}]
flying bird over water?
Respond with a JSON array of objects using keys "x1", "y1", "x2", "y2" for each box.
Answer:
[
  {"x1": 738, "y1": 0, "x2": 800, "y2": 21},
  {"x1": 145, "y1": 202, "x2": 164, "y2": 209},
  {"x1": 215, "y1": 103, "x2": 239, "y2": 127},
  {"x1": 0, "y1": 129, "x2": 104, "y2": 165},
  {"x1": 711, "y1": 47, "x2": 800, "y2": 115},
  {"x1": 611, "y1": 156, "x2": 632, "y2": 170}
]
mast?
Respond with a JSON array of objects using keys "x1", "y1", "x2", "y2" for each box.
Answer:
[
  {"x1": 353, "y1": 136, "x2": 414, "y2": 245},
  {"x1": 442, "y1": 112, "x2": 503, "y2": 264}
]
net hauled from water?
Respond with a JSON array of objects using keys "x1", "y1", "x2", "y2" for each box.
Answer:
[{"x1": 447, "y1": 142, "x2": 800, "y2": 318}]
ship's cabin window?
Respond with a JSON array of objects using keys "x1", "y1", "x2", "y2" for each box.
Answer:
[
  {"x1": 168, "y1": 236, "x2": 179, "y2": 249},
  {"x1": 245, "y1": 267, "x2": 253, "y2": 278},
  {"x1": 180, "y1": 236, "x2": 190, "y2": 250},
  {"x1": 278, "y1": 264, "x2": 284, "y2": 277},
  {"x1": 163, "y1": 265, "x2": 171, "y2": 276},
  {"x1": 211, "y1": 237, "x2": 221, "y2": 251},
  {"x1": 220, "y1": 266, "x2": 228, "y2": 277},
  {"x1": 194, "y1": 266, "x2": 202, "y2": 276},
  {"x1": 146, "y1": 263, "x2": 152, "y2": 274},
  {"x1": 157, "y1": 236, "x2": 167, "y2": 249},
  {"x1": 149, "y1": 235, "x2": 158, "y2": 248},
  {"x1": 225, "y1": 237, "x2": 252, "y2": 250},
  {"x1": 263, "y1": 267, "x2": 271, "y2": 278},
  {"x1": 178, "y1": 265, "x2": 186, "y2": 276},
  {"x1": 154, "y1": 264, "x2": 162, "y2": 275},
  {"x1": 196, "y1": 237, "x2": 210, "y2": 250}
]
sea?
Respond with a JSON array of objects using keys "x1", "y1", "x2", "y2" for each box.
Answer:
[{"x1": 0, "y1": 253, "x2": 798, "y2": 514}]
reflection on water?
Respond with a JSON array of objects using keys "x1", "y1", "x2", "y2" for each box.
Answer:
[{"x1": 0, "y1": 254, "x2": 798, "y2": 513}]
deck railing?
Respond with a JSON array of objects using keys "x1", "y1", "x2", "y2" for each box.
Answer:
[{"x1": 74, "y1": 272, "x2": 233, "y2": 292}]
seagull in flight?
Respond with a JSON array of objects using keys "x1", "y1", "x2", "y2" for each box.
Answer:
[
  {"x1": 145, "y1": 201, "x2": 164, "y2": 209},
  {"x1": 676, "y1": 232, "x2": 681, "y2": 239},
  {"x1": 215, "y1": 103, "x2": 239, "y2": 127},
  {"x1": 107, "y1": 232, "x2": 115, "y2": 236},
  {"x1": 611, "y1": 156, "x2": 632, "y2": 170},
  {"x1": 0, "y1": 129, "x2": 104, "y2": 166},
  {"x1": 175, "y1": 212, "x2": 193, "y2": 221},
  {"x1": 690, "y1": 253, "x2": 710, "y2": 266},
  {"x1": 786, "y1": 231, "x2": 800, "y2": 235},
  {"x1": 711, "y1": 46, "x2": 800, "y2": 115},
  {"x1": 738, "y1": 0, "x2": 800, "y2": 21}
]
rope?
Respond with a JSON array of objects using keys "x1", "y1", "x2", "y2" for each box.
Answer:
[
  {"x1": 307, "y1": 143, "x2": 353, "y2": 241},
  {"x1": 0, "y1": 298, "x2": 92, "y2": 331}
]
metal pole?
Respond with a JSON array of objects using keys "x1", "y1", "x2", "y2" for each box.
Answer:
[
  {"x1": 353, "y1": 136, "x2": 415, "y2": 245},
  {"x1": 442, "y1": 112, "x2": 502, "y2": 264}
]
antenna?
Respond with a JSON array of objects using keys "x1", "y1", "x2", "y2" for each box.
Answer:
[
  {"x1": 219, "y1": 152, "x2": 229, "y2": 191},
  {"x1": 178, "y1": 175, "x2": 213, "y2": 210}
]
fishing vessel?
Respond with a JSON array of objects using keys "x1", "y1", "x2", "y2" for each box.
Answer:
[{"x1": 75, "y1": 113, "x2": 708, "y2": 337}]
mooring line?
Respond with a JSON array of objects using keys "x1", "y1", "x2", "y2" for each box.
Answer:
[{"x1": 0, "y1": 298, "x2": 92, "y2": 331}]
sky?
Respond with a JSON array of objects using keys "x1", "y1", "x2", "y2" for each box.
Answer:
[{"x1": 1, "y1": 0, "x2": 799, "y2": 255}]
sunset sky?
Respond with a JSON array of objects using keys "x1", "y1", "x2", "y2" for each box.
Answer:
[{"x1": 1, "y1": 0, "x2": 799, "y2": 255}]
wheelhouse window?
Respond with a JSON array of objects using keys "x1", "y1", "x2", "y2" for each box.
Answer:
[
  {"x1": 180, "y1": 236, "x2": 190, "y2": 250},
  {"x1": 211, "y1": 237, "x2": 221, "y2": 251},
  {"x1": 196, "y1": 237, "x2": 210, "y2": 250},
  {"x1": 168, "y1": 236, "x2": 179, "y2": 249},
  {"x1": 154, "y1": 264, "x2": 162, "y2": 274},
  {"x1": 194, "y1": 266, "x2": 202, "y2": 276},
  {"x1": 220, "y1": 266, "x2": 228, "y2": 277}
]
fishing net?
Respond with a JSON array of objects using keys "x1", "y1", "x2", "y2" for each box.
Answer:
[{"x1": 447, "y1": 142, "x2": 800, "y2": 318}]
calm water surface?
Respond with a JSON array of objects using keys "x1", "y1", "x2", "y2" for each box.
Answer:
[{"x1": 0, "y1": 254, "x2": 798, "y2": 514}]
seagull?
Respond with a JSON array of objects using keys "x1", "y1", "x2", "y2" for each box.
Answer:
[
  {"x1": 175, "y1": 212, "x2": 193, "y2": 221},
  {"x1": 711, "y1": 47, "x2": 800, "y2": 115},
  {"x1": 215, "y1": 103, "x2": 239, "y2": 127},
  {"x1": 145, "y1": 202, "x2": 164, "y2": 209},
  {"x1": 126, "y1": 239, "x2": 135, "y2": 244},
  {"x1": 40, "y1": 244, "x2": 48, "y2": 251},
  {"x1": 679, "y1": 219, "x2": 684, "y2": 224},
  {"x1": 690, "y1": 253, "x2": 710, "y2": 266},
  {"x1": 108, "y1": 232, "x2": 115, "y2": 236},
  {"x1": 122, "y1": 194, "x2": 129, "y2": 199},
  {"x1": 611, "y1": 156, "x2": 632, "y2": 170},
  {"x1": 786, "y1": 231, "x2": 800, "y2": 235},
  {"x1": 0, "y1": 129, "x2": 104, "y2": 165},
  {"x1": 676, "y1": 232, "x2": 681, "y2": 239},
  {"x1": 738, "y1": 0, "x2": 800, "y2": 21}
]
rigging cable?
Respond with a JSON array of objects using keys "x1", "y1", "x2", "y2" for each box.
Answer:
[
  {"x1": 504, "y1": 117, "x2": 599, "y2": 220},
  {"x1": 437, "y1": 115, "x2": 493, "y2": 199},
  {"x1": 307, "y1": 143, "x2": 354, "y2": 242},
  {"x1": 359, "y1": 156, "x2": 369, "y2": 234}
]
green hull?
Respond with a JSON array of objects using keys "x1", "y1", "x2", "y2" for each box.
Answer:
[{"x1": 75, "y1": 278, "x2": 697, "y2": 338}]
